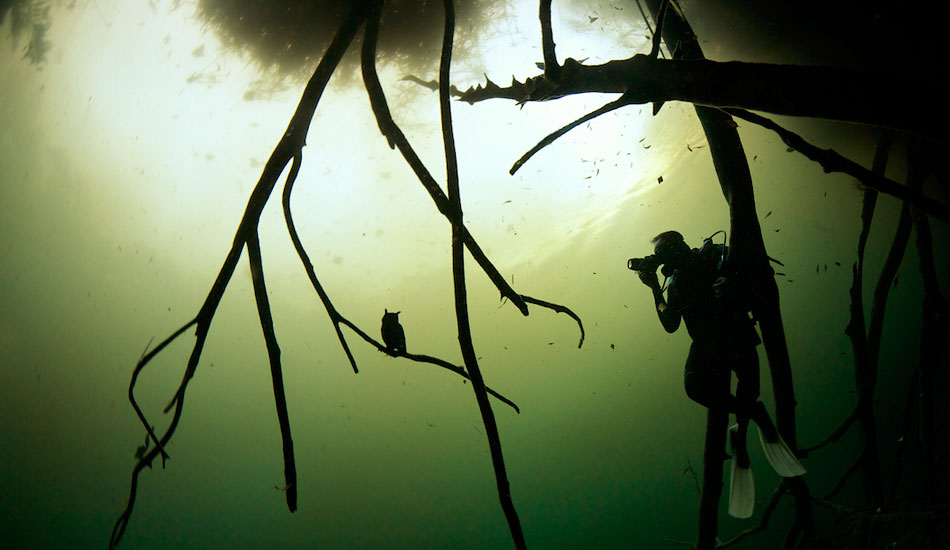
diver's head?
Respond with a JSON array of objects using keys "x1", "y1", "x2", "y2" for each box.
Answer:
[{"x1": 651, "y1": 230, "x2": 691, "y2": 270}]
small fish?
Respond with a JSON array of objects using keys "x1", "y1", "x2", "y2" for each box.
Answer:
[
  {"x1": 775, "y1": 272, "x2": 786, "y2": 276},
  {"x1": 834, "y1": 261, "x2": 841, "y2": 266},
  {"x1": 764, "y1": 210, "x2": 772, "y2": 219}
]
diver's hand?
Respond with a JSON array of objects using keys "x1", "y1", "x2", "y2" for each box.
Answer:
[
  {"x1": 638, "y1": 270, "x2": 660, "y2": 290},
  {"x1": 713, "y1": 276, "x2": 730, "y2": 298}
]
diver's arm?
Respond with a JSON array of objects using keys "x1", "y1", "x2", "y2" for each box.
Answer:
[{"x1": 639, "y1": 272, "x2": 681, "y2": 333}]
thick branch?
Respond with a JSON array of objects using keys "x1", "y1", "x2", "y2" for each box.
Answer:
[
  {"x1": 437, "y1": 0, "x2": 525, "y2": 546},
  {"x1": 455, "y1": 54, "x2": 944, "y2": 141},
  {"x1": 539, "y1": 0, "x2": 560, "y2": 82}
]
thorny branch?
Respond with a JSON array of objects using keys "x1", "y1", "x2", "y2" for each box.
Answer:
[{"x1": 452, "y1": 53, "x2": 945, "y2": 142}]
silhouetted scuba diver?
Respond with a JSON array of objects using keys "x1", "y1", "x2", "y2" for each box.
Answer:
[{"x1": 630, "y1": 230, "x2": 804, "y2": 518}]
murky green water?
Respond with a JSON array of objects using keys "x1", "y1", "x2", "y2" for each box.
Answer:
[{"x1": 2, "y1": 1, "x2": 946, "y2": 548}]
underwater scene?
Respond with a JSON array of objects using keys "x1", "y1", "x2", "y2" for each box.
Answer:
[{"x1": 1, "y1": 1, "x2": 947, "y2": 548}]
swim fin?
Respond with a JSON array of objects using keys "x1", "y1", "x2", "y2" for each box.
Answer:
[
  {"x1": 758, "y1": 428, "x2": 807, "y2": 477},
  {"x1": 729, "y1": 458, "x2": 755, "y2": 518}
]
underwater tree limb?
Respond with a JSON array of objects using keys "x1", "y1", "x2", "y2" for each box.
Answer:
[
  {"x1": 360, "y1": 22, "x2": 529, "y2": 317},
  {"x1": 824, "y1": 454, "x2": 862, "y2": 500},
  {"x1": 437, "y1": 0, "x2": 526, "y2": 546},
  {"x1": 509, "y1": 92, "x2": 638, "y2": 175},
  {"x1": 247, "y1": 230, "x2": 298, "y2": 512},
  {"x1": 641, "y1": 2, "x2": 815, "y2": 547},
  {"x1": 520, "y1": 295, "x2": 585, "y2": 348},
  {"x1": 452, "y1": 54, "x2": 944, "y2": 141},
  {"x1": 698, "y1": 391, "x2": 729, "y2": 550},
  {"x1": 110, "y1": 4, "x2": 370, "y2": 547},
  {"x1": 722, "y1": 109, "x2": 948, "y2": 222},
  {"x1": 281, "y1": 150, "x2": 360, "y2": 373},
  {"x1": 910, "y1": 196, "x2": 944, "y2": 549},
  {"x1": 800, "y1": 408, "x2": 856, "y2": 456},
  {"x1": 716, "y1": 480, "x2": 787, "y2": 549},
  {"x1": 334, "y1": 315, "x2": 521, "y2": 413},
  {"x1": 842, "y1": 132, "x2": 891, "y2": 512},
  {"x1": 539, "y1": 0, "x2": 560, "y2": 83},
  {"x1": 279, "y1": 147, "x2": 520, "y2": 412}
]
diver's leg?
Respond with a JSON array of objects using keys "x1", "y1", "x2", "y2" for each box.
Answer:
[
  {"x1": 683, "y1": 341, "x2": 729, "y2": 410},
  {"x1": 727, "y1": 347, "x2": 759, "y2": 517},
  {"x1": 731, "y1": 347, "x2": 760, "y2": 467}
]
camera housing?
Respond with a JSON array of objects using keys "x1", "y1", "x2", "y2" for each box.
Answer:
[{"x1": 627, "y1": 254, "x2": 661, "y2": 272}]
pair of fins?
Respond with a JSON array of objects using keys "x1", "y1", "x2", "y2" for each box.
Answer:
[{"x1": 728, "y1": 425, "x2": 806, "y2": 519}]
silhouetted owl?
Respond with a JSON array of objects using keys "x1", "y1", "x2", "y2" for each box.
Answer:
[{"x1": 381, "y1": 309, "x2": 406, "y2": 355}]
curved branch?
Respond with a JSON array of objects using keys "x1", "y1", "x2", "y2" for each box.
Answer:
[
  {"x1": 521, "y1": 295, "x2": 585, "y2": 348},
  {"x1": 800, "y1": 408, "x2": 857, "y2": 456},
  {"x1": 510, "y1": 92, "x2": 636, "y2": 174},
  {"x1": 716, "y1": 480, "x2": 787, "y2": 549},
  {"x1": 281, "y1": 150, "x2": 359, "y2": 373}
]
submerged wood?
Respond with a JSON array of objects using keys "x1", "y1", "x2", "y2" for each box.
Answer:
[{"x1": 640, "y1": 1, "x2": 815, "y2": 547}]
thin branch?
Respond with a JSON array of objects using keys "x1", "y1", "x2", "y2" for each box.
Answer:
[
  {"x1": 723, "y1": 108, "x2": 948, "y2": 222},
  {"x1": 800, "y1": 408, "x2": 857, "y2": 456},
  {"x1": 813, "y1": 497, "x2": 950, "y2": 522},
  {"x1": 521, "y1": 294, "x2": 585, "y2": 347},
  {"x1": 510, "y1": 91, "x2": 637, "y2": 174},
  {"x1": 824, "y1": 454, "x2": 862, "y2": 500},
  {"x1": 246, "y1": 230, "x2": 298, "y2": 512},
  {"x1": 336, "y1": 316, "x2": 521, "y2": 413},
  {"x1": 281, "y1": 150, "x2": 359, "y2": 373},
  {"x1": 360, "y1": 19, "x2": 529, "y2": 316},
  {"x1": 109, "y1": 3, "x2": 368, "y2": 546},
  {"x1": 716, "y1": 480, "x2": 787, "y2": 549},
  {"x1": 649, "y1": 0, "x2": 670, "y2": 59}
]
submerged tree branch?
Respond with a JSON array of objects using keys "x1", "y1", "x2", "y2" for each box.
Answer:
[
  {"x1": 453, "y1": 54, "x2": 944, "y2": 141},
  {"x1": 437, "y1": 0, "x2": 525, "y2": 545},
  {"x1": 716, "y1": 480, "x2": 787, "y2": 549},
  {"x1": 723, "y1": 109, "x2": 947, "y2": 222},
  {"x1": 109, "y1": 4, "x2": 370, "y2": 547},
  {"x1": 247, "y1": 230, "x2": 298, "y2": 512}
]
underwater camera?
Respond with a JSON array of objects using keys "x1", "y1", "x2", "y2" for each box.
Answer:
[{"x1": 627, "y1": 254, "x2": 662, "y2": 273}]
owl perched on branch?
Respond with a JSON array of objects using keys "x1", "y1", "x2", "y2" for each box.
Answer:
[{"x1": 381, "y1": 309, "x2": 406, "y2": 355}]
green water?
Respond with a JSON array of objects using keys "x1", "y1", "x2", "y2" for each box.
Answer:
[{"x1": 2, "y1": 1, "x2": 946, "y2": 549}]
